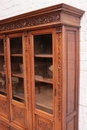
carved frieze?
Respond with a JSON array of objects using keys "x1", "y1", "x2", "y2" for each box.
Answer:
[{"x1": 0, "y1": 13, "x2": 60, "y2": 31}]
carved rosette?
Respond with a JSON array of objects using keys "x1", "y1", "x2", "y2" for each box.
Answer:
[
  {"x1": 0, "y1": 12, "x2": 60, "y2": 31},
  {"x1": 56, "y1": 26, "x2": 62, "y2": 121},
  {"x1": 12, "y1": 105, "x2": 26, "y2": 126},
  {"x1": 24, "y1": 31, "x2": 30, "y2": 109}
]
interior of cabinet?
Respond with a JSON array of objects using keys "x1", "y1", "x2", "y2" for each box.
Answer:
[
  {"x1": 10, "y1": 37, "x2": 24, "y2": 103},
  {"x1": 0, "y1": 39, "x2": 6, "y2": 96},
  {"x1": 34, "y1": 34, "x2": 53, "y2": 114}
]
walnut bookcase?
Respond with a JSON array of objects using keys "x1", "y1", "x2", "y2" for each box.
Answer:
[{"x1": 0, "y1": 3, "x2": 84, "y2": 130}]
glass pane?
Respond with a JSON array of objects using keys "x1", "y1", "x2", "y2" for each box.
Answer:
[
  {"x1": 10, "y1": 37, "x2": 22, "y2": 54},
  {"x1": 0, "y1": 39, "x2": 6, "y2": 96},
  {"x1": 0, "y1": 56, "x2": 4, "y2": 71},
  {"x1": 34, "y1": 34, "x2": 52, "y2": 55},
  {"x1": 11, "y1": 57, "x2": 23, "y2": 73},
  {"x1": 34, "y1": 34, "x2": 53, "y2": 114},
  {"x1": 12, "y1": 77, "x2": 24, "y2": 103},
  {"x1": 0, "y1": 73, "x2": 6, "y2": 96},
  {"x1": 35, "y1": 82, "x2": 53, "y2": 114},
  {"x1": 0, "y1": 39, "x2": 4, "y2": 54},
  {"x1": 10, "y1": 37, "x2": 24, "y2": 103}
]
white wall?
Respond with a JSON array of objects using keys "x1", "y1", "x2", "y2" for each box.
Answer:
[{"x1": 0, "y1": 0, "x2": 87, "y2": 130}]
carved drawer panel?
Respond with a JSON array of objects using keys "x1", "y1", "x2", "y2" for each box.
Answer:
[
  {"x1": 0, "y1": 99, "x2": 8, "y2": 118},
  {"x1": 36, "y1": 115, "x2": 53, "y2": 130},
  {"x1": 11, "y1": 104, "x2": 27, "y2": 128}
]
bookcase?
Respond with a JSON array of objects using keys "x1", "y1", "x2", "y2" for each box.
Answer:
[{"x1": 0, "y1": 3, "x2": 84, "y2": 130}]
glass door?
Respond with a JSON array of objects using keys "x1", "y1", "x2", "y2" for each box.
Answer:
[
  {"x1": 9, "y1": 36, "x2": 24, "y2": 103},
  {"x1": 0, "y1": 36, "x2": 9, "y2": 119},
  {"x1": 0, "y1": 38, "x2": 7, "y2": 96},
  {"x1": 33, "y1": 33, "x2": 54, "y2": 114},
  {"x1": 7, "y1": 33, "x2": 28, "y2": 128}
]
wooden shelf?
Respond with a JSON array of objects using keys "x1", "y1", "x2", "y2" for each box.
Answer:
[
  {"x1": 36, "y1": 93, "x2": 53, "y2": 113},
  {"x1": 35, "y1": 77, "x2": 53, "y2": 84},
  {"x1": 12, "y1": 73, "x2": 24, "y2": 78},
  {"x1": 34, "y1": 54, "x2": 53, "y2": 58},
  {"x1": 11, "y1": 54, "x2": 23, "y2": 57},
  {"x1": 13, "y1": 92, "x2": 24, "y2": 100},
  {"x1": 0, "y1": 88, "x2": 6, "y2": 94},
  {"x1": 0, "y1": 70, "x2": 5, "y2": 75},
  {"x1": 0, "y1": 54, "x2": 4, "y2": 56}
]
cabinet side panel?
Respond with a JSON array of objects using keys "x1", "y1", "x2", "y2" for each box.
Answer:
[
  {"x1": 66, "y1": 118, "x2": 74, "y2": 130},
  {"x1": 66, "y1": 31, "x2": 75, "y2": 115}
]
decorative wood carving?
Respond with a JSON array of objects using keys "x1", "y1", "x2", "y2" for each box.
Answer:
[
  {"x1": 56, "y1": 26, "x2": 62, "y2": 120},
  {"x1": 10, "y1": 126, "x2": 18, "y2": 130},
  {"x1": 12, "y1": 105, "x2": 26, "y2": 126},
  {"x1": 0, "y1": 119, "x2": 9, "y2": 129},
  {"x1": 0, "y1": 119, "x2": 18, "y2": 130},
  {"x1": 37, "y1": 116, "x2": 52, "y2": 130},
  {"x1": 3, "y1": 34, "x2": 8, "y2": 81},
  {"x1": 0, "y1": 100, "x2": 7, "y2": 115},
  {"x1": 0, "y1": 13, "x2": 60, "y2": 31},
  {"x1": 24, "y1": 31, "x2": 30, "y2": 109}
]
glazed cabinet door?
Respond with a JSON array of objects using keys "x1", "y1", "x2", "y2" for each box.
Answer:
[
  {"x1": 0, "y1": 36, "x2": 9, "y2": 120},
  {"x1": 30, "y1": 29, "x2": 57, "y2": 130},
  {"x1": 6, "y1": 33, "x2": 31, "y2": 130}
]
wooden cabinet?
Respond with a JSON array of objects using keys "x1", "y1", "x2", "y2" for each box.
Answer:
[{"x1": 0, "y1": 3, "x2": 84, "y2": 130}]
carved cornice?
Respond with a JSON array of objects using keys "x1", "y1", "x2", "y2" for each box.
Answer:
[{"x1": 0, "y1": 12, "x2": 60, "y2": 32}]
